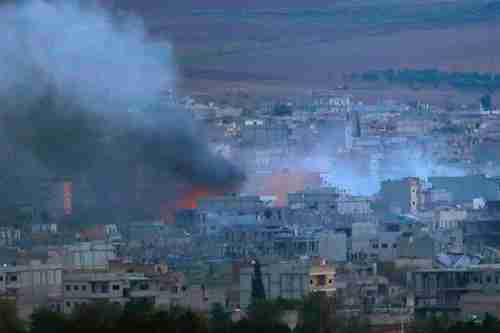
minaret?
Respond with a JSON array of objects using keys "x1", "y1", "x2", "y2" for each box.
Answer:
[
  {"x1": 352, "y1": 110, "x2": 361, "y2": 138},
  {"x1": 345, "y1": 112, "x2": 353, "y2": 151}
]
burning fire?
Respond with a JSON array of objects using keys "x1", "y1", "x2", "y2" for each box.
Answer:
[{"x1": 176, "y1": 188, "x2": 214, "y2": 209}]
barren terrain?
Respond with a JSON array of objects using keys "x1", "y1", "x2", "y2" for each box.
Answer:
[{"x1": 107, "y1": 0, "x2": 500, "y2": 104}]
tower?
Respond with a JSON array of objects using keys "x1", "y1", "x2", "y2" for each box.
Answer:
[
  {"x1": 345, "y1": 112, "x2": 353, "y2": 151},
  {"x1": 352, "y1": 110, "x2": 361, "y2": 138}
]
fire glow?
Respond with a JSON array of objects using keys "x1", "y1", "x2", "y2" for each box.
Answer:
[{"x1": 176, "y1": 188, "x2": 214, "y2": 209}]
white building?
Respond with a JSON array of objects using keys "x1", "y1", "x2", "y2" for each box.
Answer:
[
  {"x1": 337, "y1": 197, "x2": 372, "y2": 215},
  {"x1": 0, "y1": 227, "x2": 21, "y2": 247},
  {"x1": 62, "y1": 271, "x2": 147, "y2": 313},
  {"x1": 0, "y1": 261, "x2": 63, "y2": 318},
  {"x1": 63, "y1": 241, "x2": 116, "y2": 271},
  {"x1": 433, "y1": 207, "x2": 467, "y2": 230}
]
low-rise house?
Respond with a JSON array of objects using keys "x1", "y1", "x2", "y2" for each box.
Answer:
[
  {"x1": 63, "y1": 241, "x2": 116, "y2": 271},
  {"x1": 432, "y1": 207, "x2": 467, "y2": 230},
  {"x1": 239, "y1": 260, "x2": 312, "y2": 309},
  {"x1": 337, "y1": 197, "x2": 372, "y2": 216},
  {"x1": 0, "y1": 227, "x2": 21, "y2": 247},
  {"x1": 31, "y1": 223, "x2": 58, "y2": 234},
  {"x1": 61, "y1": 270, "x2": 148, "y2": 313},
  {"x1": 412, "y1": 264, "x2": 500, "y2": 319}
]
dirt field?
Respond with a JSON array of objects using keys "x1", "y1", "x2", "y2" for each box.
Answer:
[{"x1": 107, "y1": 0, "x2": 500, "y2": 105}]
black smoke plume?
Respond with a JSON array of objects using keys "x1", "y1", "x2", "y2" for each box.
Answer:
[{"x1": 0, "y1": 0, "x2": 244, "y2": 220}]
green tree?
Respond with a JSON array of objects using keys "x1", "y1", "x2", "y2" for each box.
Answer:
[
  {"x1": 251, "y1": 259, "x2": 266, "y2": 302},
  {"x1": 209, "y1": 303, "x2": 231, "y2": 333},
  {"x1": 67, "y1": 301, "x2": 121, "y2": 333},
  {"x1": 0, "y1": 300, "x2": 25, "y2": 333},
  {"x1": 30, "y1": 307, "x2": 67, "y2": 333},
  {"x1": 298, "y1": 293, "x2": 336, "y2": 333},
  {"x1": 247, "y1": 299, "x2": 283, "y2": 326}
]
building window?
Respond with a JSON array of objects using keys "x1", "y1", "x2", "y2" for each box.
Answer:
[
  {"x1": 112, "y1": 285, "x2": 120, "y2": 291},
  {"x1": 74, "y1": 285, "x2": 79, "y2": 291},
  {"x1": 66, "y1": 285, "x2": 71, "y2": 291},
  {"x1": 0, "y1": 276, "x2": 3, "y2": 281},
  {"x1": 66, "y1": 302, "x2": 71, "y2": 307},
  {"x1": 82, "y1": 285, "x2": 87, "y2": 291},
  {"x1": 486, "y1": 276, "x2": 492, "y2": 284},
  {"x1": 381, "y1": 243, "x2": 388, "y2": 249},
  {"x1": 10, "y1": 275, "x2": 17, "y2": 282},
  {"x1": 373, "y1": 244, "x2": 379, "y2": 249},
  {"x1": 393, "y1": 244, "x2": 397, "y2": 248},
  {"x1": 101, "y1": 285, "x2": 109, "y2": 293},
  {"x1": 318, "y1": 275, "x2": 326, "y2": 286}
]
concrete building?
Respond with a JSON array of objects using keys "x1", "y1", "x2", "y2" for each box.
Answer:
[
  {"x1": 63, "y1": 241, "x2": 116, "y2": 271},
  {"x1": 397, "y1": 232, "x2": 435, "y2": 260},
  {"x1": 198, "y1": 195, "x2": 265, "y2": 215},
  {"x1": 311, "y1": 92, "x2": 352, "y2": 113},
  {"x1": 240, "y1": 119, "x2": 289, "y2": 148},
  {"x1": 380, "y1": 177, "x2": 423, "y2": 214},
  {"x1": 239, "y1": 260, "x2": 311, "y2": 309},
  {"x1": 428, "y1": 175, "x2": 500, "y2": 203},
  {"x1": 427, "y1": 189, "x2": 453, "y2": 205},
  {"x1": 288, "y1": 188, "x2": 340, "y2": 211},
  {"x1": 432, "y1": 207, "x2": 467, "y2": 230},
  {"x1": 351, "y1": 222, "x2": 377, "y2": 261},
  {"x1": 31, "y1": 223, "x2": 58, "y2": 234},
  {"x1": 0, "y1": 227, "x2": 21, "y2": 247},
  {"x1": 433, "y1": 228, "x2": 465, "y2": 254},
  {"x1": 337, "y1": 197, "x2": 372, "y2": 215},
  {"x1": 319, "y1": 232, "x2": 347, "y2": 262},
  {"x1": 62, "y1": 270, "x2": 148, "y2": 313},
  {"x1": 370, "y1": 231, "x2": 401, "y2": 262},
  {"x1": 125, "y1": 221, "x2": 167, "y2": 245},
  {"x1": 412, "y1": 265, "x2": 500, "y2": 319},
  {"x1": 0, "y1": 261, "x2": 63, "y2": 318}
]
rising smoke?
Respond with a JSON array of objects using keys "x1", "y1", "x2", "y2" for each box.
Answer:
[{"x1": 0, "y1": 0, "x2": 244, "y2": 218}]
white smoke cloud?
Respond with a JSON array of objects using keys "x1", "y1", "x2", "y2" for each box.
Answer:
[
  {"x1": 300, "y1": 147, "x2": 466, "y2": 196},
  {"x1": 0, "y1": 0, "x2": 174, "y2": 111}
]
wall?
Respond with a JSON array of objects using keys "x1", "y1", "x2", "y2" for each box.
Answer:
[{"x1": 319, "y1": 232, "x2": 347, "y2": 262}]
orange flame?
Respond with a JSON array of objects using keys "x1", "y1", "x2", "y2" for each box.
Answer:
[{"x1": 176, "y1": 188, "x2": 214, "y2": 209}]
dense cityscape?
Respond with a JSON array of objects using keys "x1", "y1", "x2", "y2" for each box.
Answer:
[{"x1": 2, "y1": 0, "x2": 500, "y2": 332}]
